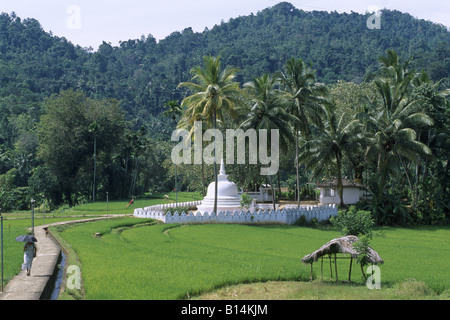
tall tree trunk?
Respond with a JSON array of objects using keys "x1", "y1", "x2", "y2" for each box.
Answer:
[
  {"x1": 442, "y1": 159, "x2": 449, "y2": 201},
  {"x1": 399, "y1": 155, "x2": 414, "y2": 205},
  {"x1": 213, "y1": 109, "x2": 218, "y2": 214},
  {"x1": 269, "y1": 175, "x2": 276, "y2": 211},
  {"x1": 175, "y1": 164, "x2": 178, "y2": 204},
  {"x1": 201, "y1": 161, "x2": 205, "y2": 197},
  {"x1": 296, "y1": 129, "x2": 300, "y2": 208},
  {"x1": 123, "y1": 154, "x2": 129, "y2": 198},
  {"x1": 336, "y1": 153, "x2": 344, "y2": 208},
  {"x1": 376, "y1": 153, "x2": 389, "y2": 208},
  {"x1": 93, "y1": 136, "x2": 96, "y2": 202},
  {"x1": 415, "y1": 158, "x2": 420, "y2": 210},
  {"x1": 277, "y1": 171, "x2": 282, "y2": 200}
]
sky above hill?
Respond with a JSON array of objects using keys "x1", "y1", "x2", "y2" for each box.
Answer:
[{"x1": 0, "y1": 0, "x2": 449, "y2": 49}]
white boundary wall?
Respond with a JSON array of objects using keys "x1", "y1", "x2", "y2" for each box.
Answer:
[{"x1": 134, "y1": 201, "x2": 338, "y2": 225}]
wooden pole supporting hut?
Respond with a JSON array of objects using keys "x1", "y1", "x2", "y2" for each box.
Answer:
[{"x1": 301, "y1": 235, "x2": 383, "y2": 282}]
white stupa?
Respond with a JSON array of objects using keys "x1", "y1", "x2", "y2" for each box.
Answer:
[{"x1": 196, "y1": 159, "x2": 242, "y2": 213}]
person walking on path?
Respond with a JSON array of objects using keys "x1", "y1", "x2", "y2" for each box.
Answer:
[{"x1": 22, "y1": 242, "x2": 37, "y2": 276}]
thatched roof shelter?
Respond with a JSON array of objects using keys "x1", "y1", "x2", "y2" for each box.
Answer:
[
  {"x1": 301, "y1": 235, "x2": 383, "y2": 281},
  {"x1": 302, "y1": 235, "x2": 383, "y2": 265}
]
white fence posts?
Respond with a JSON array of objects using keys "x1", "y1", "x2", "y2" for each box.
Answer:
[{"x1": 134, "y1": 201, "x2": 338, "y2": 225}]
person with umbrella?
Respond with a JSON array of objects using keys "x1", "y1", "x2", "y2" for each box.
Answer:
[{"x1": 16, "y1": 235, "x2": 37, "y2": 276}]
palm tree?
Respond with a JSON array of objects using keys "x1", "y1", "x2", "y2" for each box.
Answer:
[
  {"x1": 177, "y1": 112, "x2": 210, "y2": 196},
  {"x1": 360, "y1": 53, "x2": 434, "y2": 218},
  {"x1": 241, "y1": 73, "x2": 296, "y2": 210},
  {"x1": 88, "y1": 122, "x2": 99, "y2": 202},
  {"x1": 299, "y1": 102, "x2": 362, "y2": 208},
  {"x1": 280, "y1": 57, "x2": 328, "y2": 207},
  {"x1": 163, "y1": 100, "x2": 183, "y2": 123},
  {"x1": 280, "y1": 58, "x2": 328, "y2": 137},
  {"x1": 178, "y1": 55, "x2": 242, "y2": 214}
]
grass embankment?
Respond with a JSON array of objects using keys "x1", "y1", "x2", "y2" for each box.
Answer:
[
  {"x1": 198, "y1": 279, "x2": 443, "y2": 300},
  {"x1": 52, "y1": 218, "x2": 450, "y2": 300}
]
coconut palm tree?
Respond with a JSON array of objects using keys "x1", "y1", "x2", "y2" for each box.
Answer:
[
  {"x1": 241, "y1": 74, "x2": 296, "y2": 151},
  {"x1": 241, "y1": 73, "x2": 296, "y2": 210},
  {"x1": 163, "y1": 100, "x2": 183, "y2": 123},
  {"x1": 359, "y1": 55, "x2": 435, "y2": 222},
  {"x1": 178, "y1": 55, "x2": 243, "y2": 214},
  {"x1": 280, "y1": 57, "x2": 328, "y2": 207},
  {"x1": 177, "y1": 112, "x2": 210, "y2": 196},
  {"x1": 298, "y1": 102, "x2": 362, "y2": 208}
]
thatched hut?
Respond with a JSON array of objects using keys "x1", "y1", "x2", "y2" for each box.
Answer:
[{"x1": 301, "y1": 235, "x2": 383, "y2": 281}]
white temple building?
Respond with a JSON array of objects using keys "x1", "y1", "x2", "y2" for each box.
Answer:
[{"x1": 196, "y1": 160, "x2": 243, "y2": 213}]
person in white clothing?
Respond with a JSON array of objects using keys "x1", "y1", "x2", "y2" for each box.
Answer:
[{"x1": 22, "y1": 242, "x2": 37, "y2": 276}]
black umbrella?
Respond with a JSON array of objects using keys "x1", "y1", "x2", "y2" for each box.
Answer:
[{"x1": 15, "y1": 235, "x2": 38, "y2": 242}]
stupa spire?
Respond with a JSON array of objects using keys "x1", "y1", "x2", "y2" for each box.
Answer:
[{"x1": 219, "y1": 158, "x2": 226, "y2": 175}]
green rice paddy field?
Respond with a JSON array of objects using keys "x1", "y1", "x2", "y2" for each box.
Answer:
[{"x1": 51, "y1": 217, "x2": 450, "y2": 300}]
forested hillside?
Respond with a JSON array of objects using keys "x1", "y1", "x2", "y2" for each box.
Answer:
[
  {"x1": 0, "y1": 2, "x2": 449, "y2": 215},
  {"x1": 0, "y1": 2, "x2": 449, "y2": 130}
]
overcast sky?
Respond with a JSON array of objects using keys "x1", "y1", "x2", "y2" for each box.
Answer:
[{"x1": 0, "y1": 0, "x2": 448, "y2": 49}]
